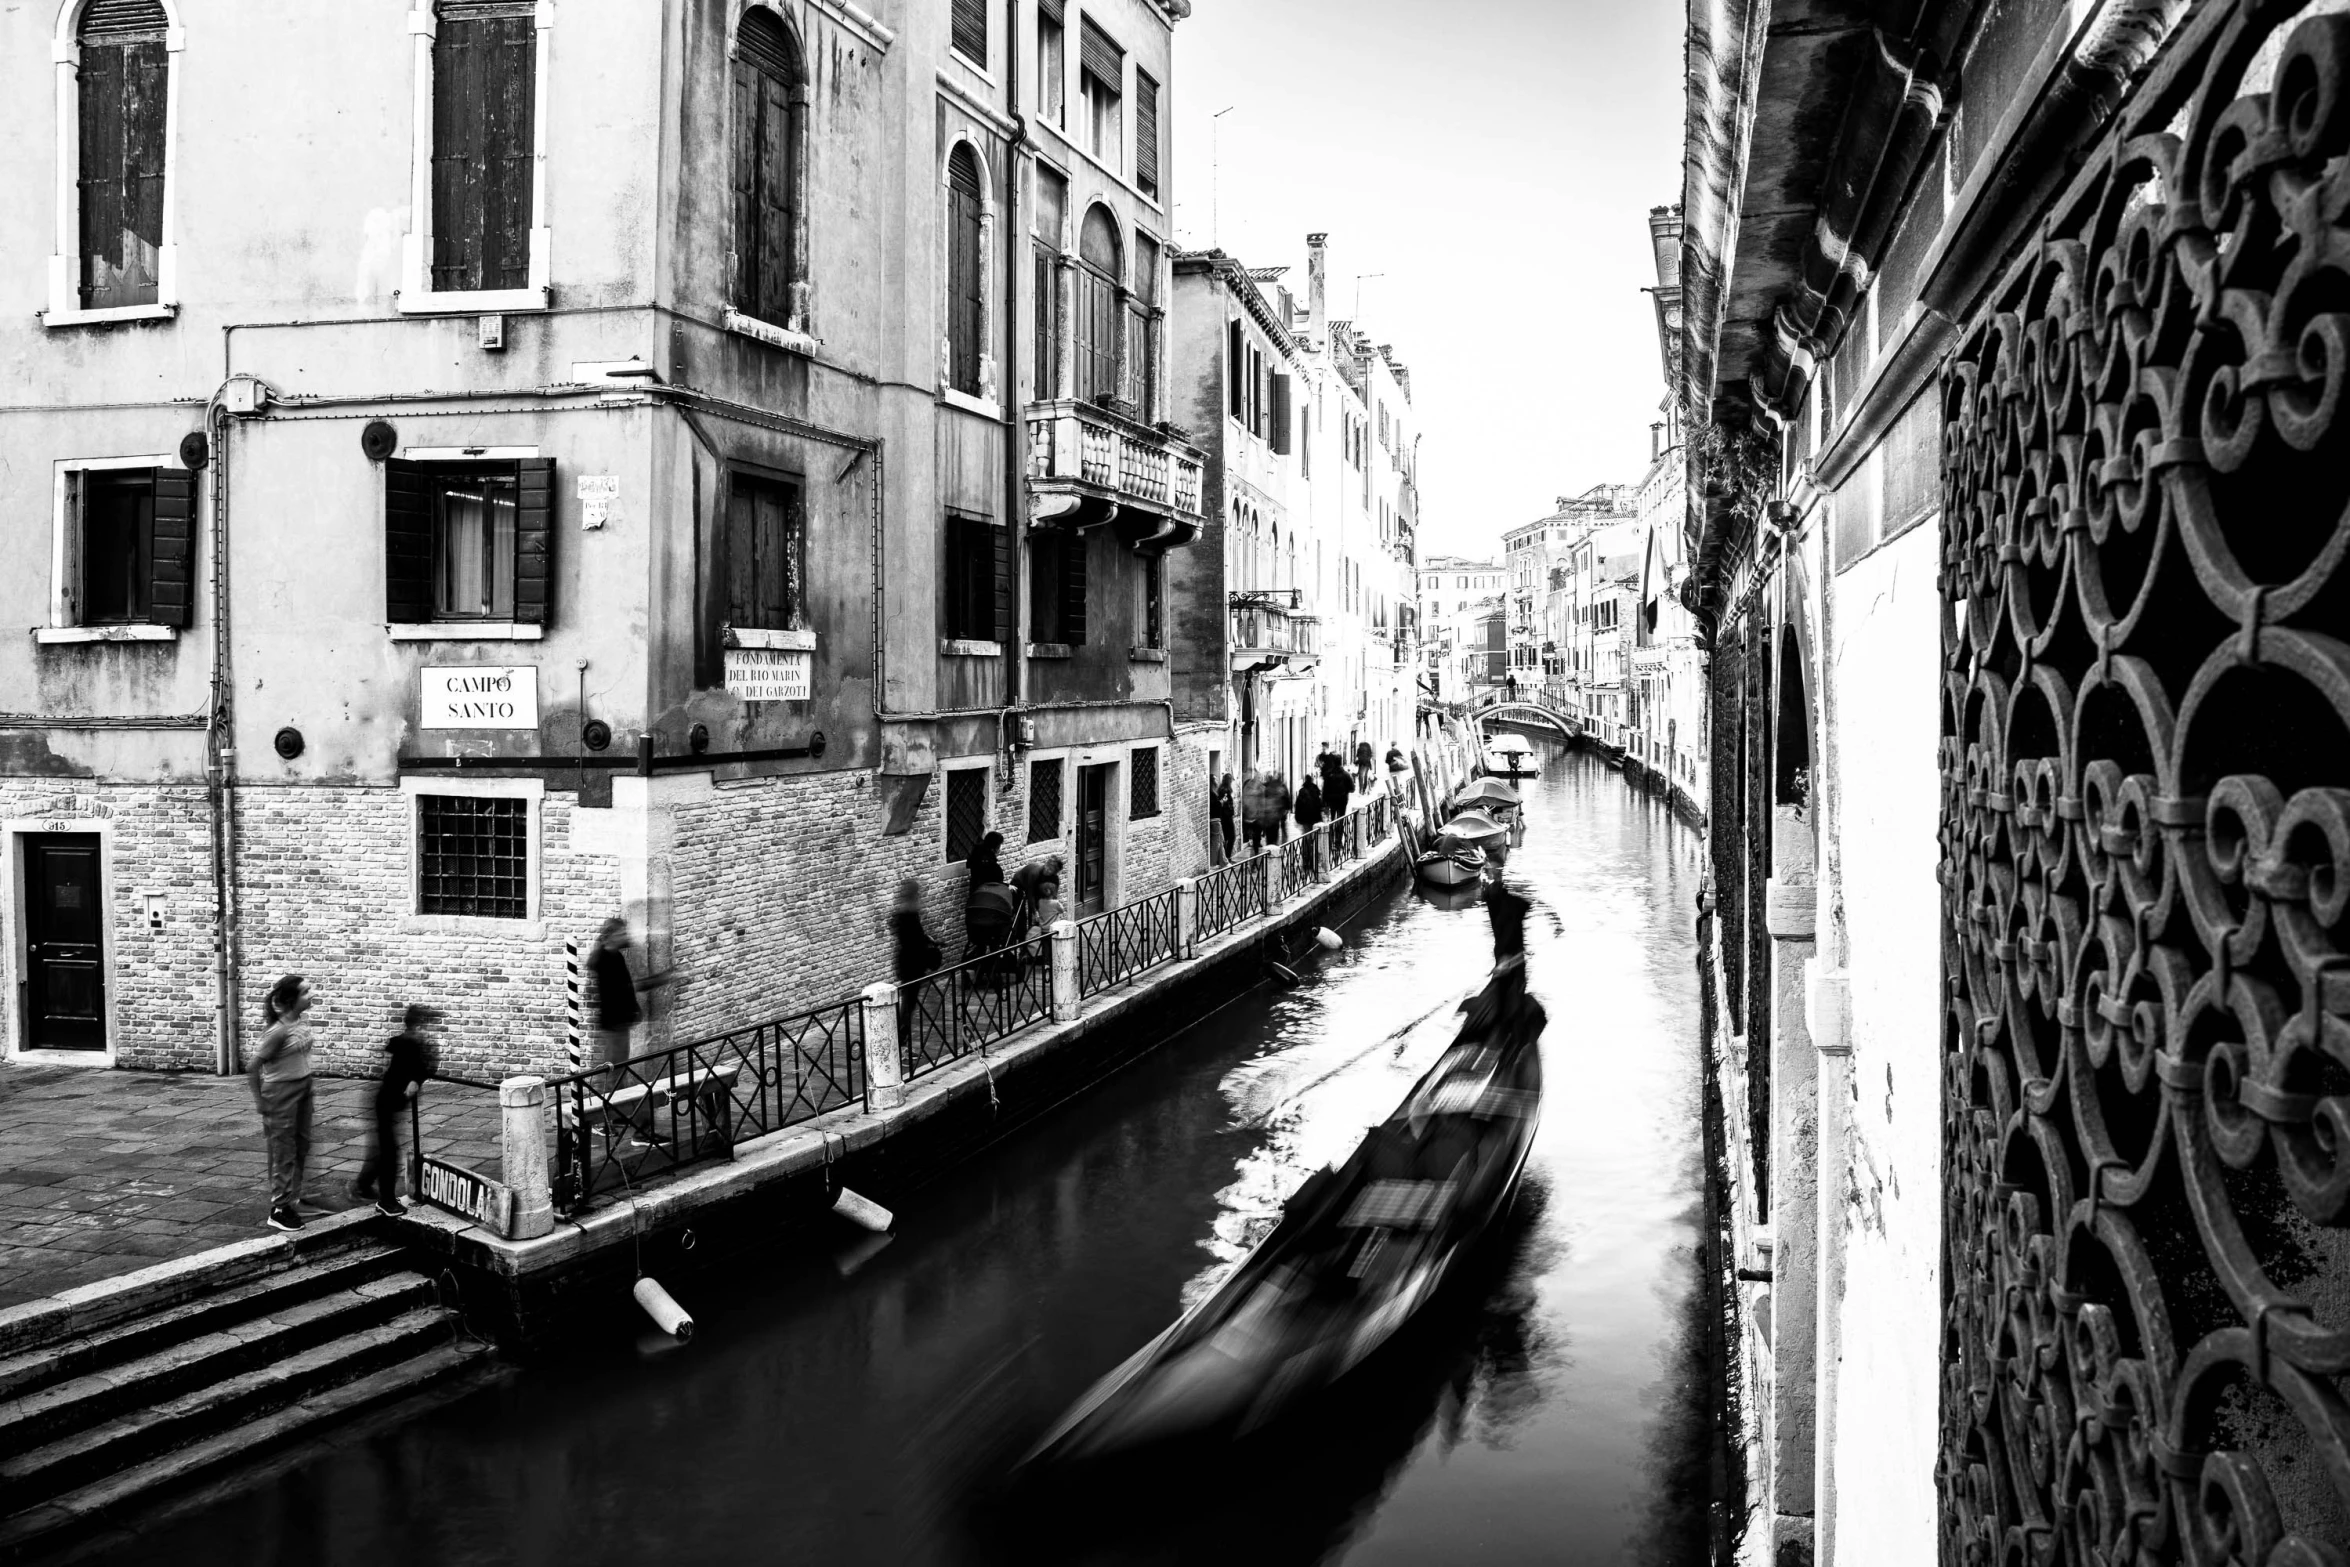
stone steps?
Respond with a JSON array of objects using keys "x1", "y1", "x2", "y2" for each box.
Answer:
[{"x1": 0, "y1": 1217, "x2": 500, "y2": 1559}]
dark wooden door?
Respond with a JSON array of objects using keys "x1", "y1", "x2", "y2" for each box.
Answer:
[
  {"x1": 1076, "y1": 765, "x2": 1110, "y2": 917},
  {"x1": 26, "y1": 835, "x2": 106, "y2": 1051}
]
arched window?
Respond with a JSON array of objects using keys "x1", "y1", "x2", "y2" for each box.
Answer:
[
  {"x1": 734, "y1": 7, "x2": 806, "y2": 329},
  {"x1": 1074, "y1": 204, "x2": 1122, "y2": 403},
  {"x1": 945, "y1": 144, "x2": 985, "y2": 396},
  {"x1": 62, "y1": 0, "x2": 174, "y2": 317}
]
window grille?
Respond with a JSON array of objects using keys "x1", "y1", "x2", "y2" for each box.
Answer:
[
  {"x1": 418, "y1": 795, "x2": 529, "y2": 919},
  {"x1": 1130, "y1": 747, "x2": 1160, "y2": 819},
  {"x1": 945, "y1": 767, "x2": 988, "y2": 862},
  {"x1": 1028, "y1": 759, "x2": 1063, "y2": 843}
]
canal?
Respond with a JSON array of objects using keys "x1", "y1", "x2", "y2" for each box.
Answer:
[{"x1": 108, "y1": 741, "x2": 1711, "y2": 1566}]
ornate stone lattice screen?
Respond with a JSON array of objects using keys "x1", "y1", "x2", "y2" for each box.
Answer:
[{"x1": 1938, "y1": 3, "x2": 2350, "y2": 1557}]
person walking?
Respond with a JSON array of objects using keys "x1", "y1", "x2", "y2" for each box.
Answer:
[
  {"x1": 1209, "y1": 773, "x2": 1237, "y2": 865},
  {"x1": 967, "y1": 830, "x2": 1007, "y2": 888},
  {"x1": 590, "y1": 917, "x2": 655, "y2": 1068},
  {"x1": 890, "y1": 877, "x2": 944, "y2": 1061},
  {"x1": 353, "y1": 1005, "x2": 437, "y2": 1217},
  {"x1": 1294, "y1": 771, "x2": 1325, "y2": 876},
  {"x1": 1321, "y1": 751, "x2": 1355, "y2": 821},
  {"x1": 249, "y1": 974, "x2": 317, "y2": 1232},
  {"x1": 1353, "y1": 739, "x2": 1375, "y2": 794}
]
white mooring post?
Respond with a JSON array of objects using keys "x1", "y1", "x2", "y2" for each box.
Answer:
[
  {"x1": 1049, "y1": 919, "x2": 1082, "y2": 1022},
  {"x1": 500, "y1": 1076, "x2": 556, "y2": 1240},
  {"x1": 861, "y1": 981, "x2": 904, "y2": 1111},
  {"x1": 1174, "y1": 877, "x2": 1199, "y2": 959}
]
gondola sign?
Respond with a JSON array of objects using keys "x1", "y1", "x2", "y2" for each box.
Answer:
[
  {"x1": 418, "y1": 1155, "x2": 517, "y2": 1235},
  {"x1": 421, "y1": 666, "x2": 539, "y2": 729}
]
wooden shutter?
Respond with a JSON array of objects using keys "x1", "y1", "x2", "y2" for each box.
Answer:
[
  {"x1": 1061, "y1": 530, "x2": 1089, "y2": 644},
  {"x1": 385, "y1": 461, "x2": 438, "y2": 624},
  {"x1": 735, "y1": 12, "x2": 798, "y2": 325},
  {"x1": 948, "y1": 148, "x2": 985, "y2": 395},
  {"x1": 1134, "y1": 71, "x2": 1159, "y2": 194},
  {"x1": 513, "y1": 456, "x2": 554, "y2": 624},
  {"x1": 76, "y1": 38, "x2": 165, "y2": 310},
  {"x1": 148, "y1": 468, "x2": 193, "y2": 628},
  {"x1": 1270, "y1": 374, "x2": 1293, "y2": 455},
  {"x1": 432, "y1": 12, "x2": 535, "y2": 293},
  {"x1": 992, "y1": 518, "x2": 1012, "y2": 643},
  {"x1": 1080, "y1": 18, "x2": 1121, "y2": 88},
  {"x1": 951, "y1": 0, "x2": 987, "y2": 63},
  {"x1": 1228, "y1": 321, "x2": 1243, "y2": 417}
]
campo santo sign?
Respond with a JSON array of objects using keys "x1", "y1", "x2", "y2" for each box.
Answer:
[{"x1": 421, "y1": 666, "x2": 540, "y2": 730}]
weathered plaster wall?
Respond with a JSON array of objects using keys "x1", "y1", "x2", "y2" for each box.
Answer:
[{"x1": 1822, "y1": 517, "x2": 1942, "y2": 1562}]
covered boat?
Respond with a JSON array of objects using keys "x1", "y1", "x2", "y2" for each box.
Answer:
[
  {"x1": 1414, "y1": 842, "x2": 1486, "y2": 887},
  {"x1": 1029, "y1": 896, "x2": 1546, "y2": 1465},
  {"x1": 1481, "y1": 733, "x2": 1539, "y2": 777}
]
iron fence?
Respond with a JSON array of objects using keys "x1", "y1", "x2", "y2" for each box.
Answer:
[
  {"x1": 547, "y1": 996, "x2": 865, "y2": 1212},
  {"x1": 900, "y1": 935, "x2": 1053, "y2": 1082},
  {"x1": 1194, "y1": 851, "x2": 1270, "y2": 939},
  {"x1": 1076, "y1": 889, "x2": 1179, "y2": 996},
  {"x1": 1277, "y1": 830, "x2": 1317, "y2": 895}
]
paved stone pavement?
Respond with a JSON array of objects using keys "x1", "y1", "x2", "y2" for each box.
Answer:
[{"x1": 0, "y1": 1064, "x2": 503, "y2": 1310}]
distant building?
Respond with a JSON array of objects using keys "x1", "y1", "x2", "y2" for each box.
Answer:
[{"x1": 1415, "y1": 555, "x2": 1503, "y2": 704}]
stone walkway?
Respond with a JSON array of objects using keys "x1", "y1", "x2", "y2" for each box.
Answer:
[{"x1": 0, "y1": 1064, "x2": 502, "y2": 1310}]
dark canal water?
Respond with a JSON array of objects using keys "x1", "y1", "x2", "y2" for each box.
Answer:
[{"x1": 106, "y1": 742, "x2": 1711, "y2": 1566}]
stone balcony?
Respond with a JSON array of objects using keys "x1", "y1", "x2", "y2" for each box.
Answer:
[
  {"x1": 1228, "y1": 590, "x2": 1320, "y2": 673},
  {"x1": 1026, "y1": 398, "x2": 1206, "y2": 549}
]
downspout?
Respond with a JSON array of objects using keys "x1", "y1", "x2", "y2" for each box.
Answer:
[
  {"x1": 203, "y1": 390, "x2": 238, "y2": 1075},
  {"x1": 1001, "y1": 0, "x2": 1028, "y2": 768}
]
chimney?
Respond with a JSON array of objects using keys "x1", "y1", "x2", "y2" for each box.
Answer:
[{"x1": 1306, "y1": 233, "x2": 1328, "y2": 341}]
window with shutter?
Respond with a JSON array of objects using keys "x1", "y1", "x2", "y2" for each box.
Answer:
[
  {"x1": 726, "y1": 472, "x2": 806, "y2": 632},
  {"x1": 1227, "y1": 321, "x2": 1244, "y2": 418},
  {"x1": 1075, "y1": 205, "x2": 1122, "y2": 403},
  {"x1": 75, "y1": 1, "x2": 168, "y2": 313},
  {"x1": 942, "y1": 512, "x2": 1002, "y2": 642},
  {"x1": 80, "y1": 469, "x2": 154, "y2": 624},
  {"x1": 950, "y1": 0, "x2": 988, "y2": 66},
  {"x1": 432, "y1": 5, "x2": 537, "y2": 293},
  {"x1": 1133, "y1": 234, "x2": 1160, "y2": 419},
  {"x1": 149, "y1": 469, "x2": 193, "y2": 628},
  {"x1": 1079, "y1": 20, "x2": 1122, "y2": 172},
  {"x1": 1134, "y1": 70, "x2": 1160, "y2": 197},
  {"x1": 947, "y1": 146, "x2": 986, "y2": 396},
  {"x1": 1029, "y1": 527, "x2": 1067, "y2": 643},
  {"x1": 1032, "y1": 167, "x2": 1066, "y2": 400},
  {"x1": 733, "y1": 11, "x2": 804, "y2": 328},
  {"x1": 1141, "y1": 551, "x2": 1163, "y2": 648},
  {"x1": 383, "y1": 457, "x2": 554, "y2": 626},
  {"x1": 1270, "y1": 374, "x2": 1293, "y2": 456},
  {"x1": 1061, "y1": 528, "x2": 1090, "y2": 644},
  {"x1": 1037, "y1": 0, "x2": 1066, "y2": 125}
]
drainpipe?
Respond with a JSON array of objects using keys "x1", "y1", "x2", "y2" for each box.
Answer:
[
  {"x1": 1002, "y1": 0, "x2": 1027, "y2": 734},
  {"x1": 203, "y1": 390, "x2": 238, "y2": 1075}
]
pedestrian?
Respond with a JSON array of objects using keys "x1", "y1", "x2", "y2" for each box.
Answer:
[
  {"x1": 1010, "y1": 853, "x2": 1065, "y2": 940},
  {"x1": 890, "y1": 878, "x2": 943, "y2": 1058},
  {"x1": 1209, "y1": 773, "x2": 1237, "y2": 865},
  {"x1": 968, "y1": 829, "x2": 1006, "y2": 888},
  {"x1": 353, "y1": 1004, "x2": 437, "y2": 1217},
  {"x1": 591, "y1": 917, "x2": 657, "y2": 1068},
  {"x1": 249, "y1": 973, "x2": 317, "y2": 1232},
  {"x1": 1032, "y1": 875, "x2": 1067, "y2": 933},
  {"x1": 1354, "y1": 739, "x2": 1375, "y2": 793},
  {"x1": 1321, "y1": 751, "x2": 1355, "y2": 821},
  {"x1": 1294, "y1": 771, "x2": 1325, "y2": 875}
]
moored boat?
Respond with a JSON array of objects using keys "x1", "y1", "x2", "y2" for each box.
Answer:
[
  {"x1": 1414, "y1": 846, "x2": 1485, "y2": 887},
  {"x1": 1028, "y1": 899, "x2": 1546, "y2": 1465},
  {"x1": 1481, "y1": 733, "x2": 1539, "y2": 777}
]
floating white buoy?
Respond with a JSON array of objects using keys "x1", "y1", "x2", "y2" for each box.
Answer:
[
  {"x1": 1314, "y1": 926, "x2": 1343, "y2": 951},
  {"x1": 633, "y1": 1276, "x2": 694, "y2": 1340},
  {"x1": 832, "y1": 1186, "x2": 894, "y2": 1233}
]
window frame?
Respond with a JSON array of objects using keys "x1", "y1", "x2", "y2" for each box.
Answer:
[
  {"x1": 384, "y1": 446, "x2": 553, "y2": 642},
  {"x1": 723, "y1": 463, "x2": 809, "y2": 636},
  {"x1": 42, "y1": 454, "x2": 190, "y2": 643},
  {"x1": 938, "y1": 135, "x2": 999, "y2": 409},
  {"x1": 397, "y1": 0, "x2": 554, "y2": 317},
  {"x1": 942, "y1": 759, "x2": 993, "y2": 865},
  {"x1": 46, "y1": 0, "x2": 183, "y2": 328},
  {"x1": 1026, "y1": 753, "x2": 1066, "y2": 845},
  {"x1": 728, "y1": 4, "x2": 813, "y2": 341},
  {"x1": 940, "y1": 509, "x2": 1005, "y2": 646},
  {"x1": 401, "y1": 775, "x2": 543, "y2": 935},
  {"x1": 1073, "y1": 202, "x2": 1123, "y2": 404},
  {"x1": 1128, "y1": 743, "x2": 1160, "y2": 820}
]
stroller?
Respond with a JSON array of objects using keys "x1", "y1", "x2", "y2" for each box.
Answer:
[{"x1": 964, "y1": 881, "x2": 1028, "y2": 978}]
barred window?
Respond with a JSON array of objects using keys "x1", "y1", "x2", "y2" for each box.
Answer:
[
  {"x1": 945, "y1": 766, "x2": 988, "y2": 863},
  {"x1": 1028, "y1": 758, "x2": 1063, "y2": 843},
  {"x1": 1130, "y1": 747, "x2": 1160, "y2": 819},
  {"x1": 418, "y1": 794, "x2": 529, "y2": 919}
]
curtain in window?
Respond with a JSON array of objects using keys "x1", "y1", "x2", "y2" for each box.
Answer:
[
  {"x1": 436, "y1": 475, "x2": 517, "y2": 618},
  {"x1": 733, "y1": 11, "x2": 802, "y2": 327},
  {"x1": 947, "y1": 147, "x2": 985, "y2": 395},
  {"x1": 76, "y1": 1, "x2": 168, "y2": 310},
  {"x1": 1075, "y1": 205, "x2": 1121, "y2": 403}
]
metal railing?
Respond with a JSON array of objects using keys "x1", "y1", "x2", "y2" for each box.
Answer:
[
  {"x1": 1076, "y1": 890, "x2": 1180, "y2": 996},
  {"x1": 547, "y1": 996, "x2": 865, "y2": 1212},
  {"x1": 900, "y1": 935, "x2": 1053, "y2": 1083},
  {"x1": 1194, "y1": 851, "x2": 1272, "y2": 940}
]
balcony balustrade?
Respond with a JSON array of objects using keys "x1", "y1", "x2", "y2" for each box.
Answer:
[
  {"x1": 1027, "y1": 398, "x2": 1205, "y2": 544},
  {"x1": 1228, "y1": 591, "x2": 1321, "y2": 672}
]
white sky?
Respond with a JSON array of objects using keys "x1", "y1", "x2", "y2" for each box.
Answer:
[{"x1": 1167, "y1": 0, "x2": 1684, "y2": 563}]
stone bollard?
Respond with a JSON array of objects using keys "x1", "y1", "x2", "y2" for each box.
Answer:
[
  {"x1": 861, "y1": 981, "x2": 904, "y2": 1111},
  {"x1": 1174, "y1": 877, "x2": 1198, "y2": 958},
  {"x1": 500, "y1": 1076, "x2": 555, "y2": 1240},
  {"x1": 1049, "y1": 919, "x2": 1082, "y2": 1022}
]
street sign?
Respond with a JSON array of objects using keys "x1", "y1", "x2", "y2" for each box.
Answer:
[
  {"x1": 421, "y1": 666, "x2": 539, "y2": 729},
  {"x1": 724, "y1": 647, "x2": 811, "y2": 702},
  {"x1": 419, "y1": 1154, "x2": 517, "y2": 1235}
]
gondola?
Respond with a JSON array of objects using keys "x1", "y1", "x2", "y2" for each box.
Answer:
[
  {"x1": 1028, "y1": 912, "x2": 1545, "y2": 1465},
  {"x1": 1414, "y1": 843, "x2": 1487, "y2": 887}
]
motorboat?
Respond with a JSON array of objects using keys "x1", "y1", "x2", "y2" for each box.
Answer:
[
  {"x1": 1027, "y1": 942, "x2": 1545, "y2": 1465},
  {"x1": 1482, "y1": 733, "x2": 1539, "y2": 777}
]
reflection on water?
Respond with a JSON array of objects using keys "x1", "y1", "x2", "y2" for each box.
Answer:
[{"x1": 91, "y1": 742, "x2": 1708, "y2": 1567}]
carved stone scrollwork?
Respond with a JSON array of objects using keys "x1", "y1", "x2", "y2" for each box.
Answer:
[{"x1": 1939, "y1": 4, "x2": 2350, "y2": 1560}]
